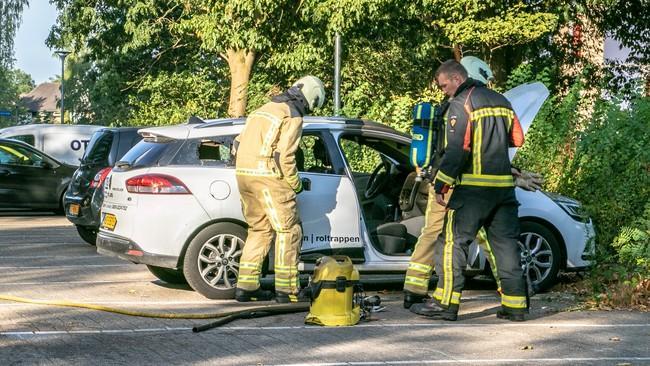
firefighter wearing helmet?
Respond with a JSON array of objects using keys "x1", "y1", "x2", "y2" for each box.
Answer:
[{"x1": 234, "y1": 75, "x2": 325, "y2": 303}]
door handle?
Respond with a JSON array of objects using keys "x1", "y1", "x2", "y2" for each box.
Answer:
[{"x1": 301, "y1": 177, "x2": 311, "y2": 191}]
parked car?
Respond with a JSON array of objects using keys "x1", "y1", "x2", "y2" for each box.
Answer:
[
  {"x1": 0, "y1": 124, "x2": 103, "y2": 166},
  {"x1": 0, "y1": 138, "x2": 76, "y2": 212},
  {"x1": 64, "y1": 127, "x2": 143, "y2": 245},
  {"x1": 97, "y1": 117, "x2": 595, "y2": 299}
]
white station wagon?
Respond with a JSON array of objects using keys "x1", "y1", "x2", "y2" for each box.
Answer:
[{"x1": 97, "y1": 109, "x2": 594, "y2": 299}]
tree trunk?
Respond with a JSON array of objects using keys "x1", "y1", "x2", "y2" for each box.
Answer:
[
  {"x1": 225, "y1": 49, "x2": 256, "y2": 117},
  {"x1": 452, "y1": 44, "x2": 462, "y2": 61}
]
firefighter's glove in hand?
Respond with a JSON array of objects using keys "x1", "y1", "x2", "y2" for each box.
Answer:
[
  {"x1": 294, "y1": 182, "x2": 304, "y2": 195},
  {"x1": 515, "y1": 171, "x2": 544, "y2": 192}
]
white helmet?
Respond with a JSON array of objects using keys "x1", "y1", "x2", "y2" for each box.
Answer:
[
  {"x1": 460, "y1": 56, "x2": 494, "y2": 85},
  {"x1": 293, "y1": 75, "x2": 326, "y2": 111}
]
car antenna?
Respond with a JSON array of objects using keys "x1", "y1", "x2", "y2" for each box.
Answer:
[{"x1": 188, "y1": 116, "x2": 205, "y2": 124}]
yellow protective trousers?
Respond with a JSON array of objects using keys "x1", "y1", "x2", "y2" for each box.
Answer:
[
  {"x1": 404, "y1": 185, "x2": 501, "y2": 295},
  {"x1": 236, "y1": 175, "x2": 302, "y2": 294}
]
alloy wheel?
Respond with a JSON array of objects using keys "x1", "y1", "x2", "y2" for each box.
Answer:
[
  {"x1": 196, "y1": 233, "x2": 243, "y2": 290},
  {"x1": 518, "y1": 231, "x2": 554, "y2": 288}
]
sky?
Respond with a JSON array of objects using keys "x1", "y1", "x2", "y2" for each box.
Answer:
[{"x1": 14, "y1": 0, "x2": 59, "y2": 85}]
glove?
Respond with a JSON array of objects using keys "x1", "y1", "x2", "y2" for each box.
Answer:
[
  {"x1": 294, "y1": 180, "x2": 304, "y2": 194},
  {"x1": 514, "y1": 171, "x2": 544, "y2": 192}
]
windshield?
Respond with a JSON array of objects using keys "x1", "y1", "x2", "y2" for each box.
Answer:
[{"x1": 82, "y1": 130, "x2": 113, "y2": 165}]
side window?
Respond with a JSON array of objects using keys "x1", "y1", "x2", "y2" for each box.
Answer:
[
  {"x1": 298, "y1": 135, "x2": 336, "y2": 174},
  {"x1": 170, "y1": 135, "x2": 235, "y2": 167},
  {"x1": 339, "y1": 136, "x2": 382, "y2": 174},
  {"x1": 0, "y1": 143, "x2": 43, "y2": 166},
  {"x1": 9, "y1": 135, "x2": 35, "y2": 146}
]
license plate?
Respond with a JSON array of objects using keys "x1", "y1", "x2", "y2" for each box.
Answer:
[
  {"x1": 101, "y1": 213, "x2": 117, "y2": 231},
  {"x1": 68, "y1": 203, "x2": 80, "y2": 216}
]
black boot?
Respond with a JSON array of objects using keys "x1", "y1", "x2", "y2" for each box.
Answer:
[
  {"x1": 403, "y1": 291, "x2": 430, "y2": 309},
  {"x1": 275, "y1": 289, "x2": 311, "y2": 303},
  {"x1": 235, "y1": 288, "x2": 275, "y2": 302},
  {"x1": 496, "y1": 310, "x2": 525, "y2": 322},
  {"x1": 409, "y1": 298, "x2": 458, "y2": 321}
]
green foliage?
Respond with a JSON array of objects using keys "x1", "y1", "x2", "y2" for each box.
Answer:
[
  {"x1": 612, "y1": 202, "x2": 650, "y2": 270},
  {"x1": 0, "y1": 67, "x2": 35, "y2": 127},
  {"x1": 126, "y1": 70, "x2": 227, "y2": 126},
  {"x1": 439, "y1": 3, "x2": 558, "y2": 52},
  {"x1": 505, "y1": 62, "x2": 554, "y2": 90},
  {"x1": 517, "y1": 84, "x2": 650, "y2": 247},
  {"x1": 0, "y1": 0, "x2": 28, "y2": 67}
]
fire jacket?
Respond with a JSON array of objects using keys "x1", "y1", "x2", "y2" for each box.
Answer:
[
  {"x1": 433, "y1": 79, "x2": 524, "y2": 193},
  {"x1": 235, "y1": 101, "x2": 303, "y2": 192}
]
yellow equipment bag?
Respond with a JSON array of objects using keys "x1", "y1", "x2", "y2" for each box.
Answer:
[{"x1": 304, "y1": 255, "x2": 361, "y2": 326}]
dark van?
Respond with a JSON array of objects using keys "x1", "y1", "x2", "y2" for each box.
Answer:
[{"x1": 64, "y1": 127, "x2": 142, "y2": 244}]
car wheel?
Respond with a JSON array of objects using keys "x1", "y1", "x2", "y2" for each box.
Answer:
[
  {"x1": 519, "y1": 221, "x2": 562, "y2": 292},
  {"x1": 75, "y1": 225, "x2": 98, "y2": 245},
  {"x1": 146, "y1": 265, "x2": 187, "y2": 285},
  {"x1": 183, "y1": 222, "x2": 246, "y2": 299}
]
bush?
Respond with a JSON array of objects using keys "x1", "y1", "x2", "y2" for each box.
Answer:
[
  {"x1": 612, "y1": 202, "x2": 650, "y2": 271},
  {"x1": 516, "y1": 77, "x2": 649, "y2": 308}
]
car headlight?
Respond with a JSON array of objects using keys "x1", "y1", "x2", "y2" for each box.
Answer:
[{"x1": 543, "y1": 191, "x2": 591, "y2": 223}]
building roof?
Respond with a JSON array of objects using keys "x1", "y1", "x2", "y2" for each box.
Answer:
[{"x1": 19, "y1": 82, "x2": 60, "y2": 113}]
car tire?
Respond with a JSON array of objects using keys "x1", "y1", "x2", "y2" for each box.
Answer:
[
  {"x1": 146, "y1": 265, "x2": 187, "y2": 285},
  {"x1": 76, "y1": 225, "x2": 98, "y2": 246},
  {"x1": 519, "y1": 221, "x2": 562, "y2": 293},
  {"x1": 183, "y1": 222, "x2": 246, "y2": 299}
]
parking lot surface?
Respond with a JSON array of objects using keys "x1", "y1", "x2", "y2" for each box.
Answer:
[{"x1": 0, "y1": 215, "x2": 648, "y2": 365}]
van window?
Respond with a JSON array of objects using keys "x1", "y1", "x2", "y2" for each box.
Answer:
[
  {"x1": 9, "y1": 134, "x2": 35, "y2": 146},
  {"x1": 169, "y1": 136, "x2": 235, "y2": 167},
  {"x1": 82, "y1": 130, "x2": 114, "y2": 165}
]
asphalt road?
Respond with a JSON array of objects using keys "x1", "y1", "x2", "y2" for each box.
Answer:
[{"x1": 0, "y1": 214, "x2": 648, "y2": 365}]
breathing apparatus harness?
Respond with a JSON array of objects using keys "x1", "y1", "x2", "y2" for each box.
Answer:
[{"x1": 404, "y1": 101, "x2": 448, "y2": 211}]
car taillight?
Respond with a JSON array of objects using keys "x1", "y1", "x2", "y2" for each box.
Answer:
[
  {"x1": 125, "y1": 174, "x2": 191, "y2": 194},
  {"x1": 90, "y1": 167, "x2": 112, "y2": 188}
]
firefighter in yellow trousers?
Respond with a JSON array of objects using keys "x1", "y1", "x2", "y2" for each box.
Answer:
[
  {"x1": 403, "y1": 184, "x2": 499, "y2": 308},
  {"x1": 234, "y1": 76, "x2": 325, "y2": 303}
]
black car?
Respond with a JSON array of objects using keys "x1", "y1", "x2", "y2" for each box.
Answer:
[
  {"x1": 64, "y1": 127, "x2": 142, "y2": 245},
  {"x1": 0, "y1": 138, "x2": 76, "y2": 212}
]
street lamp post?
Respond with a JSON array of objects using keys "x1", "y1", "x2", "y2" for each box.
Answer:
[{"x1": 55, "y1": 50, "x2": 71, "y2": 124}]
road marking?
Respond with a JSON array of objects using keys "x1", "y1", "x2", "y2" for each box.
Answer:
[
  {"x1": 2, "y1": 327, "x2": 192, "y2": 336},
  {"x1": 0, "y1": 242, "x2": 86, "y2": 246},
  {"x1": 2, "y1": 322, "x2": 648, "y2": 337},
  {"x1": 0, "y1": 264, "x2": 129, "y2": 269},
  {"x1": 0, "y1": 255, "x2": 103, "y2": 259},
  {"x1": 221, "y1": 322, "x2": 650, "y2": 330},
  {"x1": 270, "y1": 358, "x2": 650, "y2": 365},
  {"x1": 0, "y1": 300, "x2": 221, "y2": 306},
  {"x1": 0, "y1": 280, "x2": 153, "y2": 285}
]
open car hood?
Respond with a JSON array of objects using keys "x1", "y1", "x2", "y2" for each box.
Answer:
[{"x1": 504, "y1": 82, "x2": 550, "y2": 161}]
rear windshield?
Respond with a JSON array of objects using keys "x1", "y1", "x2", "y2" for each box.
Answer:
[
  {"x1": 169, "y1": 135, "x2": 235, "y2": 167},
  {"x1": 82, "y1": 130, "x2": 113, "y2": 165},
  {"x1": 117, "y1": 139, "x2": 181, "y2": 169}
]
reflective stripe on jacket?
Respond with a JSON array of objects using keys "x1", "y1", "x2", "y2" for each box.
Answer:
[
  {"x1": 235, "y1": 101, "x2": 303, "y2": 192},
  {"x1": 434, "y1": 80, "x2": 524, "y2": 192}
]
